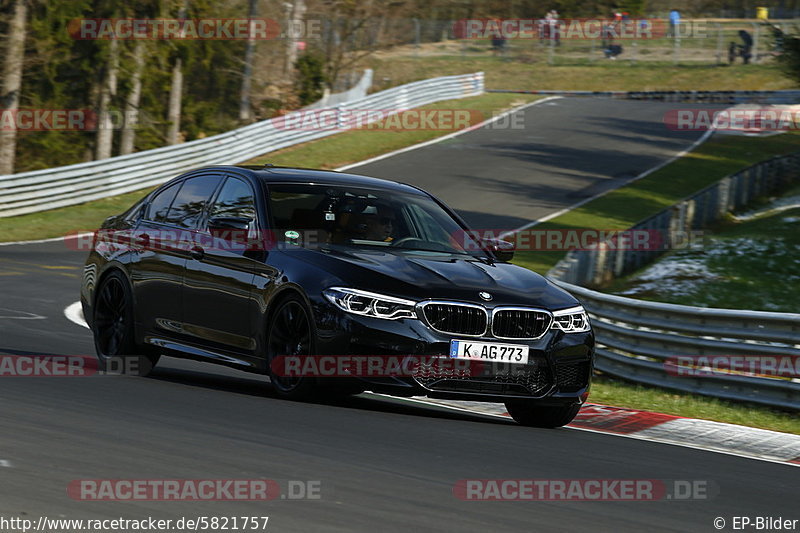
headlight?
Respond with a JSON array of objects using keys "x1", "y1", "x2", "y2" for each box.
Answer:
[
  {"x1": 323, "y1": 287, "x2": 418, "y2": 320},
  {"x1": 551, "y1": 306, "x2": 590, "y2": 333}
]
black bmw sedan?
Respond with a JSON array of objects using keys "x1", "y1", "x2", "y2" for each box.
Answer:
[{"x1": 81, "y1": 165, "x2": 594, "y2": 427}]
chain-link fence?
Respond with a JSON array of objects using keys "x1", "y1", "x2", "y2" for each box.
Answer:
[{"x1": 446, "y1": 19, "x2": 800, "y2": 66}]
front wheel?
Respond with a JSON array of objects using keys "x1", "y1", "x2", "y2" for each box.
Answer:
[
  {"x1": 92, "y1": 270, "x2": 159, "y2": 376},
  {"x1": 504, "y1": 400, "x2": 581, "y2": 428},
  {"x1": 266, "y1": 295, "x2": 318, "y2": 400}
]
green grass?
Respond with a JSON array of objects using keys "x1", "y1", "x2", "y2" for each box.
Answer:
[
  {"x1": 606, "y1": 184, "x2": 800, "y2": 311},
  {"x1": 511, "y1": 132, "x2": 800, "y2": 275},
  {"x1": 0, "y1": 92, "x2": 539, "y2": 243},
  {"x1": 590, "y1": 375, "x2": 800, "y2": 434},
  {"x1": 0, "y1": 188, "x2": 158, "y2": 243},
  {"x1": 364, "y1": 49, "x2": 794, "y2": 92}
]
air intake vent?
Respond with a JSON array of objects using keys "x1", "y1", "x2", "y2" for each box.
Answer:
[
  {"x1": 491, "y1": 309, "x2": 552, "y2": 339},
  {"x1": 421, "y1": 303, "x2": 488, "y2": 336}
]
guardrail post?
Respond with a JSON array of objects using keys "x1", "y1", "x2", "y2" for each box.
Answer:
[{"x1": 751, "y1": 22, "x2": 760, "y2": 63}]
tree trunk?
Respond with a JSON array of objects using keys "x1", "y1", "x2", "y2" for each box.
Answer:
[
  {"x1": 120, "y1": 41, "x2": 145, "y2": 155},
  {"x1": 0, "y1": 0, "x2": 28, "y2": 175},
  {"x1": 239, "y1": 0, "x2": 258, "y2": 122},
  {"x1": 167, "y1": 2, "x2": 187, "y2": 145},
  {"x1": 95, "y1": 38, "x2": 119, "y2": 160},
  {"x1": 284, "y1": 0, "x2": 307, "y2": 76},
  {"x1": 166, "y1": 57, "x2": 183, "y2": 145}
]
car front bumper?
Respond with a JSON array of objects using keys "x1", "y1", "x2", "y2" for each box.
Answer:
[{"x1": 312, "y1": 303, "x2": 594, "y2": 404}]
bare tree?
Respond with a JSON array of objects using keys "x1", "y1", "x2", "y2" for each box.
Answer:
[
  {"x1": 167, "y1": 1, "x2": 187, "y2": 145},
  {"x1": 0, "y1": 0, "x2": 28, "y2": 174},
  {"x1": 95, "y1": 37, "x2": 119, "y2": 160},
  {"x1": 120, "y1": 40, "x2": 146, "y2": 155},
  {"x1": 239, "y1": 0, "x2": 258, "y2": 122},
  {"x1": 284, "y1": 0, "x2": 307, "y2": 76}
]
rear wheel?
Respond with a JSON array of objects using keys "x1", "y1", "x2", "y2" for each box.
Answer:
[
  {"x1": 92, "y1": 270, "x2": 159, "y2": 376},
  {"x1": 266, "y1": 295, "x2": 318, "y2": 400},
  {"x1": 504, "y1": 400, "x2": 581, "y2": 428}
]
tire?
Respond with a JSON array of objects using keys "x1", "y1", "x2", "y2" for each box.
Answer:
[
  {"x1": 504, "y1": 400, "x2": 581, "y2": 428},
  {"x1": 265, "y1": 294, "x2": 318, "y2": 400},
  {"x1": 92, "y1": 270, "x2": 159, "y2": 377}
]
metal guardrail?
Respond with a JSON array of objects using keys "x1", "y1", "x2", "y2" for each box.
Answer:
[
  {"x1": 547, "y1": 150, "x2": 800, "y2": 409},
  {"x1": 487, "y1": 89, "x2": 800, "y2": 104},
  {"x1": 0, "y1": 72, "x2": 484, "y2": 218},
  {"x1": 304, "y1": 69, "x2": 374, "y2": 110},
  {"x1": 554, "y1": 280, "x2": 800, "y2": 410},
  {"x1": 550, "y1": 151, "x2": 800, "y2": 286}
]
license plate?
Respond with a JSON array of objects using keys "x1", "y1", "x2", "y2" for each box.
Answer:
[{"x1": 450, "y1": 339, "x2": 529, "y2": 364}]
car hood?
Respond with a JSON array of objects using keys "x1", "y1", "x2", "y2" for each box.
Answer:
[{"x1": 283, "y1": 246, "x2": 578, "y2": 309}]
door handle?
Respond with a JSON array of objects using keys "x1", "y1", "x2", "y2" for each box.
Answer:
[{"x1": 190, "y1": 246, "x2": 205, "y2": 260}]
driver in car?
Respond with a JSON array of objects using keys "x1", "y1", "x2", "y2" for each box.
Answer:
[{"x1": 363, "y1": 206, "x2": 396, "y2": 242}]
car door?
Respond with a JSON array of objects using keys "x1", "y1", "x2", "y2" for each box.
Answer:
[
  {"x1": 131, "y1": 174, "x2": 223, "y2": 339},
  {"x1": 181, "y1": 174, "x2": 275, "y2": 366},
  {"x1": 129, "y1": 180, "x2": 186, "y2": 338}
]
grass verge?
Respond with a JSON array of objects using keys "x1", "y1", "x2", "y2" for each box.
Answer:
[
  {"x1": 605, "y1": 184, "x2": 800, "y2": 312},
  {"x1": 0, "y1": 92, "x2": 540, "y2": 243},
  {"x1": 590, "y1": 375, "x2": 800, "y2": 435},
  {"x1": 363, "y1": 50, "x2": 793, "y2": 92},
  {"x1": 511, "y1": 131, "x2": 800, "y2": 275}
]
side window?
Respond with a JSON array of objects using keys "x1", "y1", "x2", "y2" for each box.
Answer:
[
  {"x1": 209, "y1": 177, "x2": 257, "y2": 223},
  {"x1": 146, "y1": 183, "x2": 180, "y2": 223},
  {"x1": 166, "y1": 175, "x2": 222, "y2": 228}
]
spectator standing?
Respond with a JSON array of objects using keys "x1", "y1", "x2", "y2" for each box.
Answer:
[{"x1": 669, "y1": 9, "x2": 681, "y2": 38}]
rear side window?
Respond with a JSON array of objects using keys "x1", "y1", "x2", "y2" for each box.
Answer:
[
  {"x1": 165, "y1": 175, "x2": 222, "y2": 228},
  {"x1": 146, "y1": 183, "x2": 180, "y2": 223},
  {"x1": 209, "y1": 177, "x2": 257, "y2": 222}
]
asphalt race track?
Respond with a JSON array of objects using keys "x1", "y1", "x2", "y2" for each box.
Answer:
[{"x1": 0, "y1": 98, "x2": 794, "y2": 532}]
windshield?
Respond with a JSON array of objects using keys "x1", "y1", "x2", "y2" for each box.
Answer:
[{"x1": 267, "y1": 183, "x2": 484, "y2": 256}]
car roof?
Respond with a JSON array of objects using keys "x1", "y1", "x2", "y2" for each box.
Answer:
[{"x1": 195, "y1": 165, "x2": 427, "y2": 196}]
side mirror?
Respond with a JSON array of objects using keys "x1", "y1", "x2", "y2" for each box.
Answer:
[
  {"x1": 482, "y1": 237, "x2": 515, "y2": 262},
  {"x1": 208, "y1": 216, "x2": 252, "y2": 232}
]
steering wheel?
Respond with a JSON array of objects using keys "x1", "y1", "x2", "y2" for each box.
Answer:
[{"x1": 391, "y1": 237, "x2": 427, "y2": 248}]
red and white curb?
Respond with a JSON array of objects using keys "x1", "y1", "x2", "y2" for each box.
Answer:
[{"x1": 394, "y1": 397, "x2": 800, "y2": 467}]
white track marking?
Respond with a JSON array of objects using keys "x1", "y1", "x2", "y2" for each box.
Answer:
[
  {"x1": 0, "y1": 460, "x2": 11, "y2": 467},
  {"x1": 499, "y1": 127, "x2": 715, "y2": 238},
  {"x1": 64, "y1": 301, "x2": 89, "y2": 329},
  {"x1": 0, "y1": 232, "x2": 93, "y2": 247},
  {"x1": 336, "y1": 97, "x2": 563, "y2": 171},
  {"x1": 370, "y1": 394, "x2": 800, "y2": 468},
  {"x1": 0, "y1": 308, "x2": 45, "y2": 320}
]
